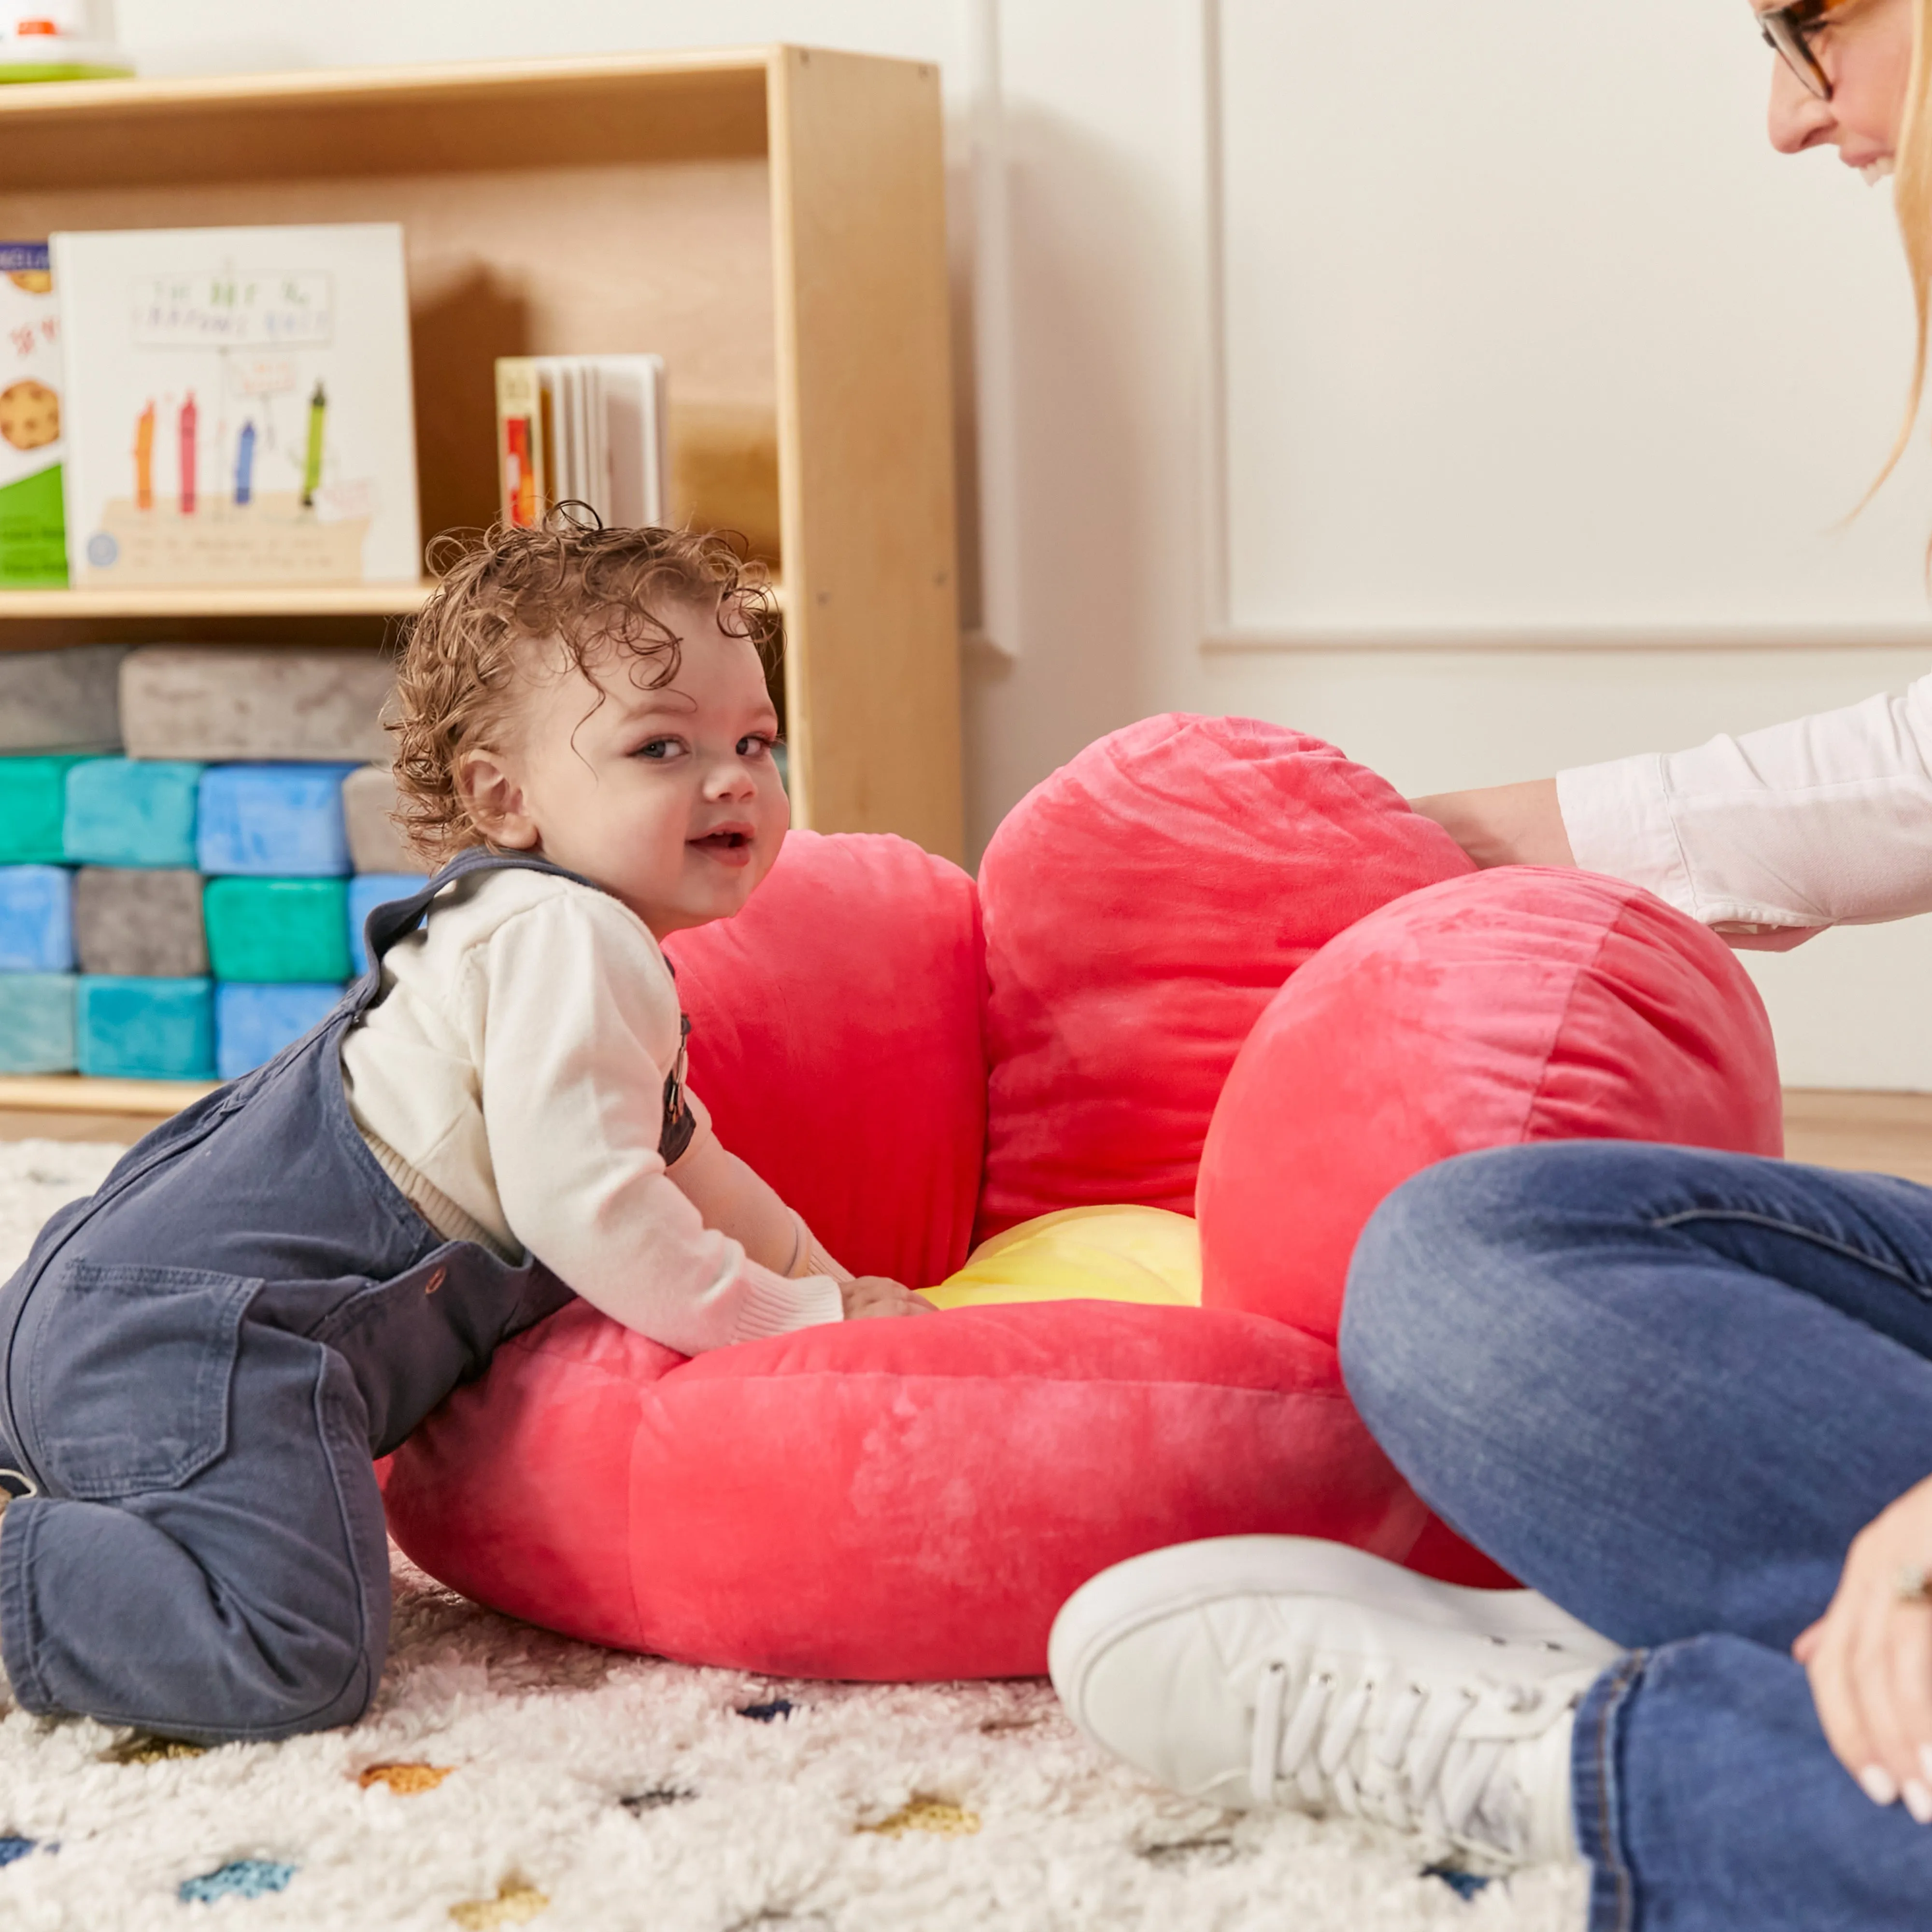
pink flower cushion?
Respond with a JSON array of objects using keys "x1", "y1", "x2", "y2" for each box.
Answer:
[
  {"x1": 974, "y1": 714, "x2": 1473, "y2": 1241},
  {"x1": 1196, "y1": 865, "x2": 1786, "y2": 1350},
  {"x1": 383, "y1": 723, "x2": 1783, "y2": 1669}
]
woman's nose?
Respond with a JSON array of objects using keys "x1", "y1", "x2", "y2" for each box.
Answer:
[{"x1": 1768, "y1": 57, "x2": 1836, "y2": 154}]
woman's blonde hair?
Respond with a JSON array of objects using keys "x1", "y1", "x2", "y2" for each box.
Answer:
[{"x1": 1879, "y1": 0, "x2": 1932, "y2": 492}]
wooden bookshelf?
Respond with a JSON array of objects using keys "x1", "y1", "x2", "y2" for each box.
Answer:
[
  {"x1": 0, "y1": 48, "x2": 962, "y2": 1122},
  {"x1": 0, "y1": 49, "x2": 960, "y2": 849}
]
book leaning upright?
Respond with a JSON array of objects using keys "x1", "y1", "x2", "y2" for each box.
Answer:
[
  {"x1": 496, "y1": 355, "x2": 667, "y2": 532},
  {"x1": 52, "y1": 223, "x2": 421, "y2": 586}
]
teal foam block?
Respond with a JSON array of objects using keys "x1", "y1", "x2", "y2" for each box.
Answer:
[
  {"x1": 76, "y1": 976, "x2": 214, "y2": 1080},
  {"x1": 215, "y1": 982, "x2": 343, "y2": 1080},
  {"x1": 198, "y1": 764, "x2": 356, "y2": 877},
  {"x1": 0, "y1": 865, "x2": 72, "y2": 972},
  {"x1": 347, "y1": 874, "x2": 423, "y2": 976},
  {"x1": 0, "y1": 973, "x2": 75, "y2": 1074},
  {"x1": 63, "y1": 758, "x2": 202, "y2": 868},
  {"x1": 0, "y1": 755, "x2": 84, "y2": 863}
]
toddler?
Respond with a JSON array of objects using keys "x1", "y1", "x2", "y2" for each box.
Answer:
[{"x1": 0, "y1": 519, "x2": 925, "y2": 1744}]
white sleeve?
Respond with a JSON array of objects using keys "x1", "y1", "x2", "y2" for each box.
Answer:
[
  {"x1": 1555, "y1": 674, "x2": 1932, "y2": 930},
  {"x1": 475, "y1": 894, "x2": 843, "y2": 1355}
]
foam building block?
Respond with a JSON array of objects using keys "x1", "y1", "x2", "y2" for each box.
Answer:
[
  {"x1": 77, "y1": 976, "x2": 215, "y2": 1080},
  {"x1": 63, "y1": 758, "x2": 202, "y2": 868},
  {"x1": 121, "y1": 648, "x2": 394, "y2": 764},
  {"x1": 0, "y1": 644, "x2": 127, "y2": 752},
  {"x1": 197, "y1": 764, "x2": 358, "y2": 877},
  {"x1": 0, "y1": 973, "x2": 75, "y2": 1074},
  {"x1": 73, "y1": 867, "x2": 208, "y2": 978},
  {"x1": 343, "y1": 764, "x2": 430, "y2": 875},
  {"x1": 347, "y1": 874, "x2": 424, "y2": 976},
  {"x1": 0, "y1": 865, "x2": 73, "y2": 972},
  {"x1": 215, "y1": 981, "x2": 344, "y2": 1081},
  {"x1": 0, "y1": 755, "x2": 85, "y2": 864},
  {"x1": 204, "y1": 878, "x2": 351, "y2": 984}
]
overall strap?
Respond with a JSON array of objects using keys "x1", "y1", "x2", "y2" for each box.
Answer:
[{"x1": 357, "y1": 847, "x2": 599, "y2": 979}]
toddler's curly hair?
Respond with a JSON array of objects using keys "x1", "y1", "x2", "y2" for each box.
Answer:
[{"x1": 388, "y1": 513, "x2": 780, "y2": 864}]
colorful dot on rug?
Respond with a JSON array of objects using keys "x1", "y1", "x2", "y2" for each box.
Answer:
[
  {"x1": 178, "y1": 1860, "x2": 296, "y2": 1904},
  {"x1": 736, "y1": 1698, "x2": 794, "y2": 1723},
  {"x1": 619, "y1": 1786, "x2": 696, "y2": 1812},
  {"x1": 858, "y1": 1798, "x2": 981, "y2": 1839},
  {"x1": 448, "y1": 1877, "x2": 549, "y2": 1928},
  {"x1": 104, "y1": 1733, "x2": 206, "y2": 1766},
  {"x1": 1423, "y1": 1865, "x2": 1493, "y2": 1901},
  {"x1": 358, "y1": 1762, "x2": 454, "y2": 1794},
  {"x1": 0, "y1": 1835, "x2": 39, "y2": 1868}
]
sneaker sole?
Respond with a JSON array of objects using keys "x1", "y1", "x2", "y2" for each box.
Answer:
[{"x1": 1049, "y1": 1534, "x2": 1624, "y2": 1722}]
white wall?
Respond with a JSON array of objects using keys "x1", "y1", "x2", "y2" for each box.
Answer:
[{"x1": 112, "y1": 0, "x2": 1932, "y2": 1087}]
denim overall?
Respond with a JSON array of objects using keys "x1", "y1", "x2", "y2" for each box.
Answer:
[{"x1": 0, "y1": 848, "x2": 600, "y2": 1742}]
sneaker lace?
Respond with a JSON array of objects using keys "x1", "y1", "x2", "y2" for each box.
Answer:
[{"x1": 1249, "y1": 1659, "x2": 1539, "y2": 1850}]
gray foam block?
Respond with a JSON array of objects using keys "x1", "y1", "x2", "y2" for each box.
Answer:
[
  {"x1": 0, "y1": 644, "x2": 128, "y2": 752},
  {"x1": 73, "y1": 867, "x2": 210, "y2": 978},
  {"x1": 120, "y1": 647, "x2": 395, "y2": 763},
  {"x1": 342, "y1": 763, "x2": 430, "y2": 875}
]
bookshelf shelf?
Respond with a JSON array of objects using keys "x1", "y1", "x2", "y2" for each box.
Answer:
[
  {"x1": 0, "y1": 1074, "x2": 216, "y2": 1117},
  {"x1": 0, "y1": 48, "x2": 953, "y2": 1125},
  {"x1": 0, "y1": 583, "x2": 438, "y2": 622}
]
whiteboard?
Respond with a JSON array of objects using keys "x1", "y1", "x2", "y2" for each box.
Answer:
[{"x1": 1219, "y1": 0, "x2": 1932, "y2": 638}]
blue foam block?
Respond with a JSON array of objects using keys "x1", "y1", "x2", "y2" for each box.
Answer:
[
  {"x1": 62, "y1": 758, "x2": 202, "y2": 868},
  {"x1": 346, "y1": 873, "x2": 425, "y2": 976},
  {"x1": 0, "y1": 866, "x2": 72, "y2": 972},
  {"x1": 76, "y1": 976, "x2": 214, "y2": 1080},
  {"x1": 214, "y1": 981, "x2": 344, "y2": 1080},
  {"x1": 198, "y1": 764, "x2": 357, "y2": 878},
  {"x1": 0, "y1": 973, "x2": 75, "y2": 1074}
]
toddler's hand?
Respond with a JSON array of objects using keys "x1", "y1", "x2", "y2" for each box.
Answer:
[{"x1": 840, "y1": 1276, "x2": 934, "y2": 1320}]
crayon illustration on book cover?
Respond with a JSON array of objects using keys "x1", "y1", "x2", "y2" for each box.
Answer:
[{"x1": 52, "y1": 223, "x2": 420, "y2": 587}]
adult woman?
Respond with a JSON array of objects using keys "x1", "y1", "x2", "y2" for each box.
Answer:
[{"x1": 1048, "y1": 3, "x2": 1932, "y2": 1925}]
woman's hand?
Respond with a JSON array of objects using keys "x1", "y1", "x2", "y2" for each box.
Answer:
[
  {"x1": 1407, "y1": 779, "x2": 1577, "y2": 869},
  {"x1": 839, "y1": 1276, "x2": 934, "y2": 1319},
  {"x1": 1794, "y1": 1473, "x2": 1932, "y2": 1821}
]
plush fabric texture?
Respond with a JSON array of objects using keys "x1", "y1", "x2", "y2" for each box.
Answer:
[
  {"x1": 383, "y1": 1296, "x2": 1421, "y2": 1680},
  {"x1": 661, "y1": 829, "x2": 987, "y2": 1291},
  {"x1": 974, "y1": 715, "x2": 1472, "y2": 1239},
  {"x1": 1196, "y1": 866, "x2": 1786, "y2": 1351}
]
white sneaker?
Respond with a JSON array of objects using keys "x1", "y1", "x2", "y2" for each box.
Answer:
[{"x1": 1049, "y1": 1536, "x2": 1626, "y2": 1869}]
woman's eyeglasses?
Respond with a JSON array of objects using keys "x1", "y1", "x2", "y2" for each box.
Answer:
[{"x1": 1759, "y1": 0, "x2": 1836, "y2": 101}]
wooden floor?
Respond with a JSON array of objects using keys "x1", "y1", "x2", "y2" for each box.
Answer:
[
  {"x1": 1781, "y1": 1090, "x2": 1932, "y2": 1186},
  {"x1": 2, "y1": 1089, "x2": 1931, "y2": 1177}
]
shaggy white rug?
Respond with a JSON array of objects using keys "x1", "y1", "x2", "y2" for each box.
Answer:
[{"x1": 0, "y1": 1142, "x2": 1589, "y2": 1932}]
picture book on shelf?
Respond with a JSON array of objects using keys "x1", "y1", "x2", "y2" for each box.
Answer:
[
  {"x1": 51, "y1": 223, "x2": 420, "y2": 587},
  {"x1": 0, "y1": 242, "x2": 66, "y2": 589},
  {"x1": 496, "y1": 355, "x2": 666, "y2": 532}
]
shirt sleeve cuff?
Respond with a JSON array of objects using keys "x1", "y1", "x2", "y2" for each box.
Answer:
[
  {"x1": 1555, "y1": 753, "x2": 1697, "y2": 917},
  {"x1": 728, "y1": 1266, "x2": 845, "y2": 1344}
]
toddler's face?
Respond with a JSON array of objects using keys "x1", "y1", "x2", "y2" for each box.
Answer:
[{"x1": 463, "y1": 602, "x2": 788, "y2": 938}]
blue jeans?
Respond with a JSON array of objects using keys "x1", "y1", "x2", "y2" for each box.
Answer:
[{"x1": 1340, "y1": 1141, "x2": 1932, "y2": 1932}]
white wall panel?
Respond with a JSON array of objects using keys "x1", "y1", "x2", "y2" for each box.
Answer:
[{"x1": 1217, "y1": 0, "x2": 1932, "y2": 641}]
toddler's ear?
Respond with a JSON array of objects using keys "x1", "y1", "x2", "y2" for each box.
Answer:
[{"x1": 456, "y1": 746, "x2": 539, "y2": 851}]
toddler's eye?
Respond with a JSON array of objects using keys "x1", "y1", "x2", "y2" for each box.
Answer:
[
  {"x1": 635, "y1": 737, "x2": 680, "y2": 761},
  {"x1": 737, "y1": 734, "x2": 776, "y2": 758}
]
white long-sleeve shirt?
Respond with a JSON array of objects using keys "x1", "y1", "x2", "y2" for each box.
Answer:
[
  {"x1": 1555, "y1": 674, "x2": 1932, "y2": 933},
  {"x1": 337, "y1": 866, "x2": 847, "y2": 1356}
]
